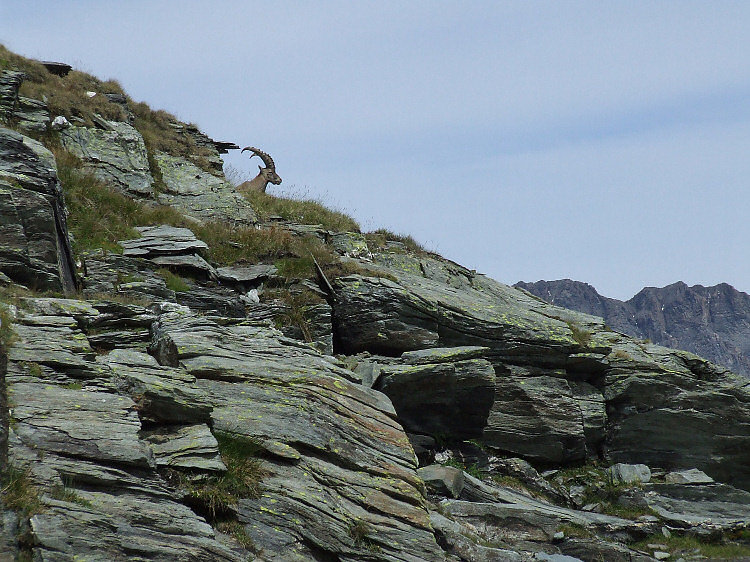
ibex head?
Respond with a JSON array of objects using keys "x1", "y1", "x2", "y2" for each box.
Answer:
[{"x1": 237, "y1": 146, "x2": 281, "y2": 194}]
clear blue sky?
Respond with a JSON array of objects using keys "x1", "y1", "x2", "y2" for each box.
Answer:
[{"x1": 3, "y1": 1, "x2": 749, "y2": 299}]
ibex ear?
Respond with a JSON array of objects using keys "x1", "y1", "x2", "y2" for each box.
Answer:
[{"x1": 258, "y1": 165, "x2": 263, "y2": 172}]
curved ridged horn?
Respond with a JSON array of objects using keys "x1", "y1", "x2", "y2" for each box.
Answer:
[{"x1": 241, "y1": 146, "x2": 276, "y2": 170}]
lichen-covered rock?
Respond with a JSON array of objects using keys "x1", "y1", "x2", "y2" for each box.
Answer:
[
  {"x1": 60, "y1": 120, "x2": 154, "y2": 197},
  {"x1": 484, "y1": 375, "x2": 590, "y2": 464},
  {"x1": 155, "y1": 151, "x2": 257, "y2": 225},
  {"x1": 0, "y1": 127, "x2": 76, "y2": 292},
  {"x1": 151, "y1": 309, "x2": 445, "y2": 560},
  {"x1": 603, "y1": 343, "x2": 750, "y2": 491}
]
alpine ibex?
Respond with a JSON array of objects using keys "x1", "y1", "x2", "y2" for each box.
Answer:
[{"x1": 237, "y1": 146, "x2": 281, "y2": 194}]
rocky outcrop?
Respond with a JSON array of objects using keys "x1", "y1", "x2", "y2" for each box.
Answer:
[
  {"x1": 331, "y1": 251, "x2": 750, "y2": 492},
  {"x1": 518, "y1": 278, "x2": 750, "y2": 378},
  {"x1": 60, "y1": 120, "x2": 155, "y2": 197},
  {"x1": 0, "y1": 70, "x2": 50, "y2": 133},
  {"x1": 0, "y1": 127, "x2": 76, "y2": 292}
]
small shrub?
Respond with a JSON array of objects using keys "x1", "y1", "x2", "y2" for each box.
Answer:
[
  {"x1": 49, "y1": 484, "x2": 92, "y2": 508},
  {"x1": 611, "y1": 349, "x2": 634, "y2": 361},
  {"x1": 0, "y1": 304, "x2": 16, "y2": 352},
  {"x1": 347, "y1": 518, "x2": 381, "y2": 552},
  {"x1": 156, "y1": 269, "x2": 191, "y2": 293},
  {"x1": 442, "y1": 458, "x2": 482, "y2": 479}
]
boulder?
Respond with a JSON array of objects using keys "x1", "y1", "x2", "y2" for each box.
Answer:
[
  {"x1": 120, "y1": 225, "x2": 208, "y2": 257},
  {"x1": 664, "y1": 468, "x2": 714, "y2": 485},
  {"x1": 608, "y1": 463, "x2": 651, "y2": 485},
  {"x1": 418, "y1": 464, "x2": 465, "y2": 498}
]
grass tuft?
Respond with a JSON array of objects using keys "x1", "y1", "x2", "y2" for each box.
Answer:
[
  {"x1": 0, "y1": 466, "x2": 43, "y2": 516},
  {"x1": 567, "y1": 322, "x2": 593, "y2": 347},
  {"x1": 169, "y1": 432, "x2": 266, "y2": 520}
]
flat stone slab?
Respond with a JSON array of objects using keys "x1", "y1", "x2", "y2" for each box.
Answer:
[
  {"x1": 401, "y1": 346, "x2": 491, "y2": 365},
  {"x1": 150, "y1": 253, "x2": 214, "y2": 275},
  {"x1": 119, "y1": 225, "x2": 208, "y2": 257},
  {"x1": 215, "y1": 264, "x2": 277, "y2": 284}
]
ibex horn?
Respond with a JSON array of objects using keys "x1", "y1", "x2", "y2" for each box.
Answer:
[{"x1": 241, "y1": 146, "x2": 276, "y2": 170}]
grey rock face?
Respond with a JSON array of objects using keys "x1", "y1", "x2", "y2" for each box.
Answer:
[
  {"x1": 154, "y1": 151, "x2": 257, "y2": 225},
  {"x1": 518, "y1": 279, "x2": 750, "y2": 378},
  {"x1": 484, "y1": 375, "x2": 592, "y2": 464},
  {"x1": 643, "y1": 482, "x2": 750, "y2": 531},
  {"x1": 0, "y1": 70, "x2": 50, "y2": 133},
  {"x1": 334, "y1": 251, "x2": 750, "y2": 491},
  {"x1": 60, "y1": 120, "x2": 155, "y2": 197},
  {"x1": 142, "y1": 424, "x2": 226, "y2": 472},
  {"x1": 0, "y1": 128, "x2": 76, "y2": 292}
]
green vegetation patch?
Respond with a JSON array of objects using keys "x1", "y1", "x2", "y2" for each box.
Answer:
[
  {"x1": 0, "y1": 304, "x2": 16, "y2": 352},
  {"x1": 1, "y1": 45, "x2": 216, "y2": 172},
  {"x1": 442, "y1": 458, "x2": 483, "y2": 479},
  {"x1": 567, "y1": 322, "x2": 593, "y2": 347},
  {"x1": 347, "y1": 518, "x2": 381, "y2": 553},
  {"x1": 155, "y1": 268, "x2": 191, "y2": 293}
]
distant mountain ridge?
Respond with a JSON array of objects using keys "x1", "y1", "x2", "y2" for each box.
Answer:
[{"x1": 515, "y1": 279, "x2": 750, "y2": 377}]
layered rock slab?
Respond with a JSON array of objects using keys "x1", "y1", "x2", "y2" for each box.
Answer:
[
  {"x1": 5, "y1": 301, "x2": 243, "y2": 561},
  {"x1": 151, "y1": 309, "x2": 444, "y2": 561},
  {"x1": 0, "y1": 127, "x2": 76, "y2": 291}
]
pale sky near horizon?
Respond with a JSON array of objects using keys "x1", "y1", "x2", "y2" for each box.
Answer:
[{"x1": 2, "y1": 1, "x2": 749, "y2": 300}]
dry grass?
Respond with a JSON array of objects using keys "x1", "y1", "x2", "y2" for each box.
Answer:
[
  {"x1": 1, "y1": 44, "x2": 215, "y2": 173},
  {"x1": 365, "y1": 229, "x2": 426, "y2": 254},
  {"x1": 240, "y1": 188, "x2": 360, "y2": 233}
]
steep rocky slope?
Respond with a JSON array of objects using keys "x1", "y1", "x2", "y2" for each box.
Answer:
[
  {"x1": 517, "y1": 279, "x2": 750, "y2": 377},
  {"x1": 1, "y1": 48, "x2": 749, "y2": 561}
]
